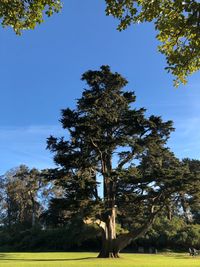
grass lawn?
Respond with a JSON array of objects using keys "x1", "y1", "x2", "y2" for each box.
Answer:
[{"x1": 0, "y1": 252, "x2": 199, "y2": 267}]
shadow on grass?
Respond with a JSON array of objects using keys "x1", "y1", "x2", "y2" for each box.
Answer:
[
  {"x1": 163, "y1": 254, "x2": 199, "y2": 260},
  {"x1": 0, "y1": 255, "x2": 97, "y2": 262}
]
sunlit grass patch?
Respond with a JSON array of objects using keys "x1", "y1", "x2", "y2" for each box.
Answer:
[{"x1": 0, "y1": 252, "x2": 200, "y2": 267}]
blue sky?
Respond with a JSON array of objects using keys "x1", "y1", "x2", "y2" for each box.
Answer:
[{"x1": 0, "y1": 1, "x2": 200, "y2": 174}]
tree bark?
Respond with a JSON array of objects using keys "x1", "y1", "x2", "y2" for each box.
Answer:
[
  {"x1": 98, "y1": 207, "x2": 119, "y2": 258},
  {"x1": 98, "y1": 210, "x2": 157, "y2": 258}
]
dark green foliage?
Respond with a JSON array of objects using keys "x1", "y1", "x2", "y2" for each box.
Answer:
[
  {"x1": 47, "y1": 66, "x2": 175, "y2": 224},
  {"x1": 0, "y1": 222, "x2": 100, "y2": 252},
  {"x1": 139, "y1": 216, "x2": 200, "y2": 250},
  {"x1": 41, "y1": 198, "x2": 74, "y2": 227},
  {"x1": 47, "y1": 66, "x2": 189, "y2": 257}
]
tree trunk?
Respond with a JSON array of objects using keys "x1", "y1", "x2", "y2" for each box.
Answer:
[
  {"x1": 98, "y1": 231, "x2": 134, "y2": 258},
  {"x1": 29, "y1": 190, "x2": 36, "y2": 227},
  {"x1": 98, "y1": 207, "x2": 119, "y2": 258},
  {"x1": 98, "y1": 210, "x2": 157, "y2": 258},
  {"x1": 32, "y1": 208, "x2": 36, "y2": 227}
]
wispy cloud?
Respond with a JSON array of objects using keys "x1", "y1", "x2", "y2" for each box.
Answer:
[
  {"x1": 0, "y1": 124, "x2": 66, "y2": 137},
  {"x1": 1, "y1": 75, "x2": 200, "y2": 174},
  {"x1": 150, "y1": 116, "x2": 200, "y2": 159},
  {"x1": 0, "y1": 125, "x2": 66, "y2": 174}
]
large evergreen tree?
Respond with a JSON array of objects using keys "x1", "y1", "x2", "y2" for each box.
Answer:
[{"x1": 47, "y1": 65, "x2": 187, "y2": 257}]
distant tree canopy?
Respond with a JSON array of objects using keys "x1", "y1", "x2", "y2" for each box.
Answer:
[
  {"x1": 0, "y1": 0, "x2": 61, "y2": 34},
  {"x1": 0, "y1": 165, "x2": 51, "y2": 229},
  {"x1": 105, "y1": 0, "x2": 200, "y2": 86}
]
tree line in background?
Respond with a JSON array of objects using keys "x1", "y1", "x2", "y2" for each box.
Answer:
[
  {"x1": 1, "y1": 162, "x2": 200, "y2": 253},
  {"x1": 1, "y1": 66, "x2": 200, "y2": 257}
]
